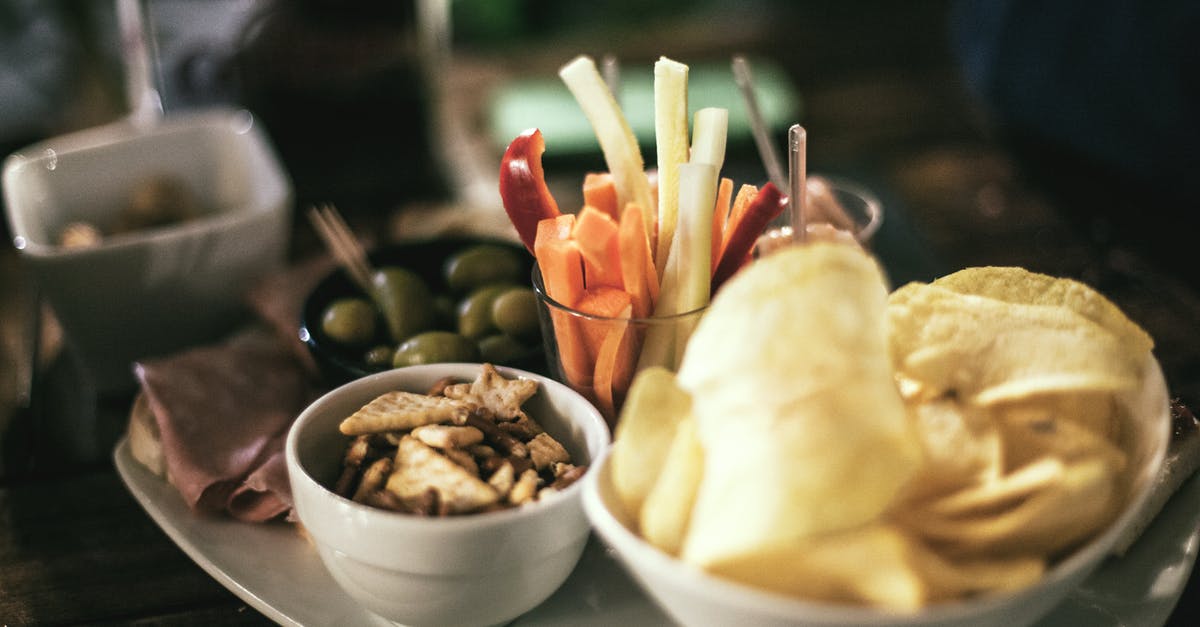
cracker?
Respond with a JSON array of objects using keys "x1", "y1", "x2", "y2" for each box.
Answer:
[
  {"x1": 386, "y1": 436, "x2": 500, "y2": 514},
  {"x1": 339, "y1": 391, "x2": 473, "y2": 435},
  {"x1": 442, "y1": 363, "x2": 538, "y2": 420}
]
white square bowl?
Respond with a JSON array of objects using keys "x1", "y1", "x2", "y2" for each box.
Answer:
[{"x1": 3, "y1": 108, "x2": 292, "y2": 392}]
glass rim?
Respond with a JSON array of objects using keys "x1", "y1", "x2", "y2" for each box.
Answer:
[
  {"x1": 531, "y1": 262, "x2": 708, "y2": 324},
  {"x1": 811, "y1": 174, "x2": 884, "y2": 243}
]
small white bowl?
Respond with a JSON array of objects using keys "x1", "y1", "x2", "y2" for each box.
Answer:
[
  {"x1": 2, "y1": 107, "x2": 292, "y2": 392},
  {"x1": 583, "y1": 360, "x2": 1171, "y2": 627},
  {"x1": 286, "y1": 363, "x2": 610, "y2": 627}
]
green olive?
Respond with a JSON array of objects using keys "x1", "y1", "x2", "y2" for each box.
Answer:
[
  {"x1": 392, "y1": 331, "x2": 481, "y2": 367},
  {"x1": 372, "y1": 267, "x2": 434, "y2": 343},
  {"x1": 363, "y1": 344, "x2": 394, "y2": 369},
  {"x1": 490, "y1": 286, "x2": 540, "y2": 342},
  {"x1": 456, "y1": 284, "x2": 513, "y2": 341},
  {"x1": 431, "y1": 294, "x2": 457, "y2": 330},
  {"x1": 320, "y1": 297, "x2": 377, "y2": 345},
  {"x1": 478, "y1": 333, "x2": 530, "y2": 364},
  {"x1": 443, "y1": 244, "x2": 525, "y2": 294}
]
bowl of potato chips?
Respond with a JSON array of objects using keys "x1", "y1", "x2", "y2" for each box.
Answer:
[
  {"x1": 582, "y1": 243, "x2": 1170, "y2": 627},
  {"x1": 286, "y1": 362, "x2": 609, "y2": 627}
]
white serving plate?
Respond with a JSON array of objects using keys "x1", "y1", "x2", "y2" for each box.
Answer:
[{"x1": 114, "y1": 437, "x2": 1200, "y2": 626}]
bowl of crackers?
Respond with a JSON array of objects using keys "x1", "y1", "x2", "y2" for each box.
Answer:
[
  {"x1": 582, "y1": 244, "x2": 1171, "y2": 627},
  {"x1": 285, "y1": 362, "x2": 609, "y2": 627}
]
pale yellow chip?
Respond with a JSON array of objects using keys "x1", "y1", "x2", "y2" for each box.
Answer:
[
  {"x1": 895, "y1": 398, "x2": 1003, "y2": 504},
  {"x1": 705, "y1": 524, "x2": 930, "y2": 612},
  {"x1": 994, "y1": 395, "x2": 1128, "y2": 473},
  {"x1": 930, "y1": 266, "x2": 1154, "y2": 358},
  {"x1": 677, "y1": 244, "x2": 921, "y2": 567},
  {"x1": 887, "y1": 282, "x2": 1145, "y2": 405},
  {"x1": 894, "y1": 456, "x2": 1120, "y2": 558},
  {"x1": 639, "y1": 417, "x2": 704, "y2": 556},
  {"x1": 385, "y1": 435, "x2": 500, "y2": 513},
  {"x1": 339, "y1": 391, "x2": 473, "y2": 435},
  {"x1": 610, "y1": 367, "x2": 693, "y2": 520}
]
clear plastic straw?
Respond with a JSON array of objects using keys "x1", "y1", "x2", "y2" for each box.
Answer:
[
  {"x1": 732, "y1": 56, "x2": 785, "y2": 191},
  {"x1": 789, "y1": 124, "x2": 808, "y2": 242},
  {"x1": 115, "y1": 0, "x2": 162, "y2": 127},
  {"x1": 602, "y1": 55, "x2": 621, "y2": 97}
]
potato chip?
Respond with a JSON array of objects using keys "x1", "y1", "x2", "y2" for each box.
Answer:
[
  {"x1": 895, "y1": 456, "x2": 1119, "y2": 558},
  {"x1": 677, "y1": 244, "x2": 921, "y2": 566},
  {"x1": 639, "y1": 417, "x2": 704, "y2": 556},
  {"x1": 704, "y1": 524, "x2": 931, "y2": 611},
  {"x1": 610, "y1": 367, "x2": 693, "y2": 520},
  {"x1": 930, "y1": 266, "x2": 1154, "y2": 358},
  {"x1": 887, "y1": 282, "x2": 1145, "y2": 405},
  {"x1": 896, "y1": 398, "x2": 1003, "y2": 503},
  {"x1": 995, "y1": 395, "x2": 1128, "y2": 473}
]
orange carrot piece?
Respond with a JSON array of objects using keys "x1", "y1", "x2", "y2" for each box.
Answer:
[
  {"x1": 710, "y1": 177, "x2": 734, "y2": 274},
  {"x1": 583, "y1": 172, "x2": 620, "y2": 222},
  {"x1": 618, "y1": 204, "x2": 656, "y2": 318},
  {"x1": 573, "y1": 206, "x2": 624, "y2": 289},
  {"x1": 592, "y1": 303, "x2": 637, "y2": 426},
  {"x1": 573, "y1": 286, "x2": 633, "y2": 361},
  {"x1": 534, "y1": 217, "x2": 589, "y2": 388},
  {"x1": 720, "y1": 183, "x2": 760, "y2": 257},
  {"x1": 536, "y1": 213, "x2": 575, "y2": 247}
]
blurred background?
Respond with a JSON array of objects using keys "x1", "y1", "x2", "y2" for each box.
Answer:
[{"x1": 3, "y1": 0, "x2": 1198, "y2": 458}]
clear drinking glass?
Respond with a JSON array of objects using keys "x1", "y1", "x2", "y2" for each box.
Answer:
[
  {"x1": 755, "y1": 175, "x2": 884, "y2": 255},
  {"x1": 532, "y1": 264, "x2": 706, "y2": 427}
]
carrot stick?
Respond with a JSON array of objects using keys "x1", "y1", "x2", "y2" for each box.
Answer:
[
  {"x1": 711, "y1": 183, "x2": 786, "y2": 294},
  {"x1": 710, "y1": 177, "x2": 733, "y2": 274},
  {"x1": 592, "y1": 303, "x2": 637, "y2": 425},
  {"x1": 573, "y1": 206, "x2": 624, "y2": 289},
  {"x1": 534, "y1": 217, "x2": 589, "y2": 389},
  {"x1": 720, "y1": 183, "x2": 759, "y2": 258},
  {"x1": 583, "y1": 172, "x2": 620, "y2": 222},
  {"x1": 618, "y1": 203, "x2": 656, "y2": 318},
  {"x1": 573, "y1": 286, "x2": 633, "y2": 361}
]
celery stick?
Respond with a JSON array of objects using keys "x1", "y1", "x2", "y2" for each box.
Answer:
[
  {"x1": 689, "y1": 108, "x2": 729, "y2": 170},
  {"x1": 674, "y1": 162, "x2": 718, "y2": 313},
  {"x1": 653, "y1": 57, "x2": 690, "y2": 279},
  {"x1": 638, "y1": 163, "x2": 718, "y2": 372},
  {"x1": 559, "y1": 55, "x2": 655, "y2": 239},
  {"x1": 672, "y1": 162, "x2": 718, "y2": 365}
]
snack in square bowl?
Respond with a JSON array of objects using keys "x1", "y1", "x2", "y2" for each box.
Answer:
[
  {"x1": 300, "y1": 237, "x2": 543, "y2": 385},
  {"x1": 583, "y1": 242, "x2": 1170, "y2": 627},
  {"x1": 286, "y1": 362, "x2": 609, "y2": 627}
]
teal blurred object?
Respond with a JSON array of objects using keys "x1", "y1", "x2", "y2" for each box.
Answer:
[{"x1": 487, "y1": 57, "x2": 801, "y2": 157}]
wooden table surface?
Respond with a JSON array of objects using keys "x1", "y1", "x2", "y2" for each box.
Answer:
[{"x1": 2, "y1": 2, "x2": 1197, "y2": 624}]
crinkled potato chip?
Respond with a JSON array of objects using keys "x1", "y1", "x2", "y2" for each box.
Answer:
[
  {"x1": 705, "y1": 523, "x2": 1045, "y2": 611},
  {"x1": 895, "y1": 398, "x2": 1003, "y2": 504},
  {"x1": 995, "y1": 395, "x2": 1128, "y2": 473},
  {"x1": 894, "y1": 456, "x2": 1120, "y2": 558},
  {"x1": 677, "y1": 244, "x2": 921, "y2": 567},
  {"x1": 930, "y1": 266, "x2": 1154, "y2": 358},
  {"x1": 639, "y1": 417, "x2": 704, "y2": 556},
  {"x1": 888, "y1": 282, "x2": 1146, "y2": 405},
  {"x1": 610, "y1": 367, "x2": 693, "y2": 520}
]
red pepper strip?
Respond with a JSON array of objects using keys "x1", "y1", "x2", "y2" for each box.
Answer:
[
  {"x1": 499, "y1": 128, "x2": 562, "y2": 254},
  {"x1": 710, "y1": 183, "x2": 786, "y2": 294}
]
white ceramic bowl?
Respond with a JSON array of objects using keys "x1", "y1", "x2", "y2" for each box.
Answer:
[
  {"x1": 583, "y1": 360, "x2": 1172, "y2": 627},
  {"x1": 286, "y1": 363, "x2": 610, "y2": 627},
  {"x1": 2, "y1": 107, "x2": 292, "y2": 392}
]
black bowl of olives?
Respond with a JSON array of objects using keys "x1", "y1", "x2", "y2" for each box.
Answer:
[{"x1": 300, "y1": 237, "x2": 544, "y2": 385}]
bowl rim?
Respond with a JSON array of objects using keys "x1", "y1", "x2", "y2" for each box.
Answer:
[
  {"x1": 2, "y1": 107, "x2": 291, "y2": 258},
  {"x1": 286, "y1": 362, "x2": 611, "y2": 533},
  {"x1": 582, "y1": 356, "x2": 1172, "y2": 624}
]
